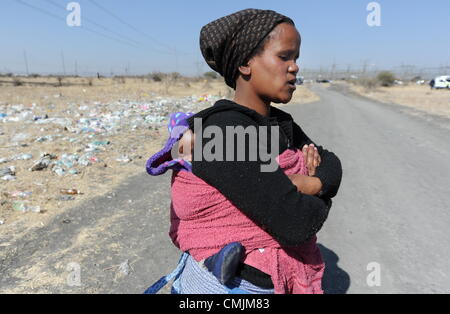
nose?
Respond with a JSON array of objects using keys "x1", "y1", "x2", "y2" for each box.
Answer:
[{"x1": 288, "y1": 61, "x2": 299, "y2": 75}]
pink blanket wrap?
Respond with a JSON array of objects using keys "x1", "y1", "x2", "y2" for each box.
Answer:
[{"x1": 169, "y1": 148, "x2": 325, "y2": 294}]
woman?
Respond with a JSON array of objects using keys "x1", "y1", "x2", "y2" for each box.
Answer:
[{"x1": 146, "y1": 8, "x2": 342, "y2": 294}]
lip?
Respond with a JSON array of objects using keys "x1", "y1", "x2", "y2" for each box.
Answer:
[{"x1": 287, "y1": 82, "x2": 296, "y2": 90}]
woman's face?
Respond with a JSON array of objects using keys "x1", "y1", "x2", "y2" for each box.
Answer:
[{"x1": 248, "y1": 23, "x2": 301, "y2": 104}]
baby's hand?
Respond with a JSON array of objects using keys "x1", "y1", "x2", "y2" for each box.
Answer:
[
  {"x1": 178, "y1": 130, "x2": 195, "y2": 162},
  {"x1": 302, "y1": 144, "x2": 321, "y2": 176}
]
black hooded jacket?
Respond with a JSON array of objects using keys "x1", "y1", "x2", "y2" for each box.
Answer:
[{"x1": 186, "y1": 99, "x2": 342, "y2": 288}]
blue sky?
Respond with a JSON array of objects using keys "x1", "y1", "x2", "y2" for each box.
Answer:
[{"x1": 1, "y1": 0, "x2": 449, "y2": 76}]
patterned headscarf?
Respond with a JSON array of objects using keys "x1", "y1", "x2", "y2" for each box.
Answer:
[{"x1": 200, "y1": 9, "x2": 294, "y2": 89}]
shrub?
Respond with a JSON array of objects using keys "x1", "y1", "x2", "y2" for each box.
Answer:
[
  {"x1": 114, "y1": 76, "x2": 126, "y2": 84},
  {"x1": 377, "y1": 71, "x2": 396, "y2": 87},
  {"x1": 204, "y1": 71, "x2": 218, "y2": 80},
  {"x1": 170, "y1": 72, "x2": 181, "y2": 81},
  {"x1": 358, "y1": 78, "x2": 379, "y2": 90},
  {"x1": 149, "y1": 72, "x2": 164, "y2": 82},
  {"x1": 13, "y1": 78, "x2": 23, "y2": 86}
]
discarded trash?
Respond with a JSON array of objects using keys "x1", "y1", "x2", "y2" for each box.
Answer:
[
  {"x1": 14, "y1": 153, "x2": 33, "y2": 161},
  {"x1": 118, "y1": 260, "x2": 131, "y2": 276},
  {"x1": 68, "y1": 169, "x2": 79, "y2": 175},
  {"x1": 89, "y1": 156, "x2": 100, "y2": 163},
  {"x1": 78, "y1": 153, "x2": 99, "y2": 166},
  {"x1": 35, "y1": 135, "x2": 54, "y2": 143},
  {"x1": 58, "y1": 195, "x2": 75, "y2": 201},
  {"x1": 0, "y1": 166, "x2": 15, "y2": 177},
  {"x1": 33, "y1": 114, "x2": 48, "y2": 121},
  {"x1": 9, "y1": 191, "x2": 32, "y2": 198},
  {"x1": 27, "y1": 206, "x2": 41, "y2": 213},
  {"x1": 52, "y1": 166, "x2": 65, "y2": 176},
  {"x1": 12, "y1": 201, "x2": 41, "y2": 213},
  {"x1": 116, "y1": 156, "x2": 132, "y2": 163},
  {"x1": 106, "y1": 192, "x2": 116, "y2": 199},
  {"x1": 91, "y1": 140, "x2": 110, "y2": 146},
  {"x1": 12, "y1": 201, "x2": 27, "y2": 212},
  {"x1": 30, "y1": 153, "x2": 57, "y2": 171},
  {"x1": 0, "y1": 92, "x2": 219, "y2": 219},
  {"x1": 11, "y1": 133, "x2": 30, "y2": 143},
  {"x1": 60, "y1": 189, "x2": 82, "y2": 195},
  {"x1": 1, "y1": 175, "x2": 16, "y2": 181},
  {"x1": 0, "y1": 220, "x2": 4, "y2": 225}
]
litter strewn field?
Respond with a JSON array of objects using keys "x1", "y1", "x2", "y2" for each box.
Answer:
[{"x1": 0, "y1": 76, "x2": 318, "y2": 242}]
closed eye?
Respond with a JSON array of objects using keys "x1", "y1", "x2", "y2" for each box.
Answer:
[{"x1": 279, "y1": 54, "x2": 299, "y2": 62}]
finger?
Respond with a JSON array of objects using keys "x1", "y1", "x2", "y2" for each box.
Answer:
[
  {"x1": 302, "y1": 144, "x2": 308, "y2": 158},
  {"x1": 307, "y1": 145, "x2": 315, "y2": 169},
  {"x1": 314, "y1": 147, "x2": 320, "y2": 167}
]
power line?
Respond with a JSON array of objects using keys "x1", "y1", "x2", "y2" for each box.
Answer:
[
  {"x1": 43, "y1": 0, "x2": 141, "y2": 47},
  {"x1": 88, "y1": 0, "x2": 193, "y2": 56},
  {"x1": 14, "y1": 0, "x2": 139, "y2": 48}
]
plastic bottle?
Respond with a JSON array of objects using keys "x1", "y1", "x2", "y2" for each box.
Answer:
[{"x1": 60, "y1": 189, "x2": 82, "y2": 195}]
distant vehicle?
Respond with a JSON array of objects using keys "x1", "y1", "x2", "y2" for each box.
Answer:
[
  {"x1": 296, "y1": 76, "x2": 304, "y2": 85},
  {"x1": 316, "y1": 79, "x2": 331, "y2": 83},
  {"x1": 431, "y1": 76, "x2": 450, "y2": 89}
]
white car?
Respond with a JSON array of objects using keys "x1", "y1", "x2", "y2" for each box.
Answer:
[{"x1": 431, "y1": 76, "x2": 450, "y2": 89}]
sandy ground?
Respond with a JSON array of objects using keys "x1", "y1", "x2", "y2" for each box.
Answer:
[
  {"x1": 346, "y1": 82, "x2": 450, "y2": 118},
  {"x1": 0, "y1": 76, "x2": 318, "y2": 246}
]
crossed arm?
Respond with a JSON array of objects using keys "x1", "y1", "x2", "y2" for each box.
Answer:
[
  {"x1": 178, "y1": 111, "x2": 341, "y2": 246},
  {"x1": 179, "y1": 128, "x2": 329, "y2": 197}
]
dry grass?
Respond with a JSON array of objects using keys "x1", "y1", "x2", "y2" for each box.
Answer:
[{"x1": 347, "y1": 82, "x2": 450, "y2": 118}]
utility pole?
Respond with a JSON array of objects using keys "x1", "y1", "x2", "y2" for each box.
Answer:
[
  {"x1": 61, "y1": 50, "x2": 66, "y2": 76},
  {"x1": 23, "y1": 50, "x2": 29, "y2": 76},
  {"x1": 362, "y1": 60, "x2": 368, "y2": 78},
  {"x1": 174, "y1": 47, "x2": 179, "y2": 73},
  {"x1": 194, "y1": 60, "x2": 204, "y2": 77},
  {"x1": 331, "y1": 61, "x2": 337, "y2": 80},
  {"x1": 75, "y1": 60, "x2": 78, "y2": 76}
]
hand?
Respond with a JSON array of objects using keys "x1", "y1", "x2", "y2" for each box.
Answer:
[
  {"x1": 287, "y1": 174, "x2": 323, "y2": 196},
  {"x1": 178, "y1": 130, "x2": 195, "y2": 162},
  {"x1": 302, "y1": 144, "x2": 321, "y2": 176}
]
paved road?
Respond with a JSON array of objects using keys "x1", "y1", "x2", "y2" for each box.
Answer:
[{"x1": 1, "y1": 83, "x2": 449, "y2": 293}]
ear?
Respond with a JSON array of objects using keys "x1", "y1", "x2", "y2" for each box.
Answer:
[{"x1": 238, "y1": 63, "x2": 251, "y2": 76}]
